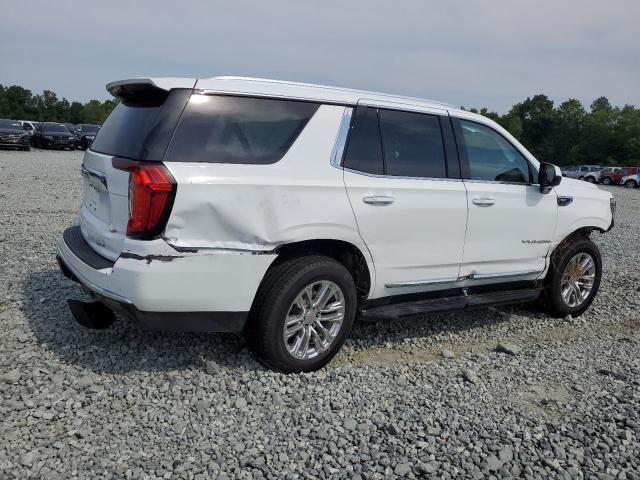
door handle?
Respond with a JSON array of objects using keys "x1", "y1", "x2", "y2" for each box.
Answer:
[
  {"x1": 363, "y1": 195, "x2": 395, "y2": 206},
  {"x1": 472, "y1": 197, "x2": 495, "y2": 206}
]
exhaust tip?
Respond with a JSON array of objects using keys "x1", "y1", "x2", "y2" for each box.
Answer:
[{"x1": 67, "y1": 300, "x2": 116, "y2": 329}]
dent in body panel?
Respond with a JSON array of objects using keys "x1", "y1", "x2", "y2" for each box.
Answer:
[{"x1": 162, "y1": 104, "x2": 372, "y2": 261}]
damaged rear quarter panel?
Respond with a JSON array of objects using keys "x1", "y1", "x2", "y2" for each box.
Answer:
[{"x1": 162, "y1": 105, "x2": 370, "y2": 258}]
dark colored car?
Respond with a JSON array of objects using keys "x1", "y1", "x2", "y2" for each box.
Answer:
[
  {"x1": 74, "y1": 124, "x2": 100, "y2": 150},
  {"x1": 33, "y1": 123, "x2": 76, "y2": 150},
  {"x1": 600, "y1": 166, "x2": 640, "y2": 185},
  {"x1": 0, "y1": 119, "x2": 30, "y2": 151}
]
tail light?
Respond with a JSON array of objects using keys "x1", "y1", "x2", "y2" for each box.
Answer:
[{"x1": 112, "y1": 158, "x2": 176, "y2": 239}]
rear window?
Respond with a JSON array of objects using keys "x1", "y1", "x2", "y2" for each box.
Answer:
[
  {"x1": 164, "y1": 95, "x2": 319, "y2": 164},
  {"x1": 91, "y1": 88, "x2": 191, "y2": 160}
]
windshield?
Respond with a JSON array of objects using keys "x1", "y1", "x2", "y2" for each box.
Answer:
[
  {"x1": 0, "y1": 119, "x2": 23, "y2": 130},
  {"x1": 82, "y1": 125, "x2": 100, "y2": 133},
  {"x1": 43, "y1": 124, "x2": 70, "y2": 133}
]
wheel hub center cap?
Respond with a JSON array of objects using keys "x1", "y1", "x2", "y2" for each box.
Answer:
[{"x1": 303, "y1": 312, "x2": 316, "y2": 325}]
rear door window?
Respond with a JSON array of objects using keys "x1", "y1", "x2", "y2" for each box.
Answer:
[
  {"x1": 378, "y1": 109, "x2": 447, "y2": 178},
  {"x1": 165, "y1": 95, "x2": 319, "y2": 164}
]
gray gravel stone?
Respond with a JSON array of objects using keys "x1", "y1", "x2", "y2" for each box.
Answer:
[
  {"x1": 1, "y1": 368, "x2": 21, "y2": 384},
  {"x1": 1, "y1": 151, "x2": 639, "y2": 478},
  {"x1": 495, "y1": 342, "x2": 521, "y2": 355},
  {"x1": 482, "y1": 455, "x2": 503, "y2": 471},
  {"x1": 394, "y1": 463, "x2": 411, "y2": 476},
  {"x1": 461, "y1": 368, "x2": 480, "y2": 384}
]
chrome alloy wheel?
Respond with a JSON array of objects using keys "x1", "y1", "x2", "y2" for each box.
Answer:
[
  {"x1": 560, "y1": 252, "x2": 596, "y2": 308},
  {"x1": 283, "y1": 281, "x2": 345, "y2": 360}
]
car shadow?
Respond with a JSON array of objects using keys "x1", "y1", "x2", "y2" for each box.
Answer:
[
  {"x1": 21, "y1": 269, "x2": 541, "y2": 375},
  {"x1": 20, "y1": 269, "x2": 254, "y2": 375}
]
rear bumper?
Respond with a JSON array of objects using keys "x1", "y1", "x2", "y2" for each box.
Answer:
[{"x1": 57, "y1": 226, "x2": 277, "y2": 332}]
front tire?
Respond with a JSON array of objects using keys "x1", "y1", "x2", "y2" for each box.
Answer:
[
  {"x1": 602, "y1": 177, "x2": 612, "y2": 185},
  {"x1": 624, "y1": 179, "x2": 637, "y2": 188},
  {"x1": 246, "y1": 255, "x2": 357, "y2": 373},
  {"x1": 541, "y1": 237, "x2": 602, "y2": 318}
]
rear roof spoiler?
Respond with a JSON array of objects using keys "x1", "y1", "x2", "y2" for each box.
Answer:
[{"x1": 106, "y1": 78, "x2": 197, "y2": 99}]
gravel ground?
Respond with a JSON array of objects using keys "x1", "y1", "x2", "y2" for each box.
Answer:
[{"x1": 0, "y1": 149, "x2": 639, "y2": 479}]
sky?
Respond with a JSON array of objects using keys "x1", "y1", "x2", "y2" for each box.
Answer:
[{"x1": 1, "y1": 0, "x2": 639, "y2": 113}]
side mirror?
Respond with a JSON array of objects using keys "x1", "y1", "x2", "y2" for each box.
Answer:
[{"x1": 539, "y1": 162, "x2": 562, "y2": 193}]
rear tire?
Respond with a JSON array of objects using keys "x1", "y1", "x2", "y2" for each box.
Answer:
[
  {"x1": 246, "y1": 255, "x2": 357, "y2": 373},
  {"x1": 585, "y1": 176, "x2": 595, "y2": 183},
  {"x1": 541, "y1": 237, "x2": 602, "y2": 318}
]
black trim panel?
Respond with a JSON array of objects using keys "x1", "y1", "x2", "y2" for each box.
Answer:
[
  {"x1": 62, "y1": 226, "x2": 115, "y2": 270},
  {"x1": 361, "y1": 286, "x2": 542, "y2": 320},
  {"x1": 363, "y1": 280, "x2": 542, "y2": 310},
  {"x1": 440, "y1": 116, "x2": 461, "y2": 178}
]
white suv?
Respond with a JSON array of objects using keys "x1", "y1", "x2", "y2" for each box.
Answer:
[{"x1": 57, "y1": 77, "x2": 615, "y2": 372}]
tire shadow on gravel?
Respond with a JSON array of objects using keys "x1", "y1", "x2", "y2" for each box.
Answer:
[{"x1": 20, "y1": 270, "x2": 257, "y2": 374}]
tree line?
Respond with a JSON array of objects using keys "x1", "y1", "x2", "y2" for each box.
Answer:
[
  {"x1": 463, "y1": 95, "x2": 640, "y2": 167},
  {"x1": 1, "y1": 83, "x2": 638, "y2": 166},
  {"x1": 0, "y1": 84, "x2": 117, "y2": 126}
]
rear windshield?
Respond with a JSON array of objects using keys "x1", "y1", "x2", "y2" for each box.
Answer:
[
  {"x1": 164, "y1": 95, "x2": 320, "y2": 164},
  {"x1": 90, "y1": 88, "x2": 190, "y2": 160}
]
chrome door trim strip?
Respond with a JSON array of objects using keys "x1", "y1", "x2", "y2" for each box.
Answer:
[
  {"x1": 385, "y1": 277, "x2": 460, "y2": 288},
  {"x1": 467, "y1": 270, "x2": 542, "y2": 280}
]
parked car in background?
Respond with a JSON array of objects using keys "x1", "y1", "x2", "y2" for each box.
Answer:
[
  {"x1": 0, "y1": 119, "x2": 31, "y2": 150},
  {"x1": 19, "y1": 120, "x2": 38, "y2": 142},
  {"x1": 584, "y1": 166, "x2": 622, "y2": 184},
  {"x1": 562, "y1": 165, "x2": 601, "y2": 180},
  {"x1": 74, "y1": 124, "x2": 100, "y2": 150},
  {"x1": 64, "y1": 123, "x2": 77, "y2": 135},
  {"x1": 33, "y1": 123, "x2": 76, "y2": 150},
  {"x1": 57, "y1": 76, "x2": 615, "y2": 372},
  {"x1": 600, "y1": 166, "x2": 640, "y2": 185},
  {"x1": 621, "y1": 174, "x2": 640, "y2": 188}
]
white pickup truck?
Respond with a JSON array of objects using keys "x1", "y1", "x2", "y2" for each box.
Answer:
[{"x1": 57, "y1": 76, "x2": 615, "y2": 372}]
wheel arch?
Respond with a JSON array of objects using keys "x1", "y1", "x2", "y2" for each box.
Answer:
[
  {"x1": 544, "y1": 226, "x2": 601, "y2": 282},
  {"x1": 273, "y1": 239, "x2": 373, "y2": 304}
]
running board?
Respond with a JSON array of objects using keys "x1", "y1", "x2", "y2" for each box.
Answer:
[{"x1": 360, "y1": 288, "x2": 542, "y2": 320}]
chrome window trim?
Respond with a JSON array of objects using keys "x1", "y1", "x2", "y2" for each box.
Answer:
[
  {"x1": 463, "y1": 178, "x2": 539, "y2": 187},
  {"x1": 330, "y1": 107, "x2": 353, "y2": 168},
  {"x1": 344, "y1": 167, "x2": 463, "y2": 182}
]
